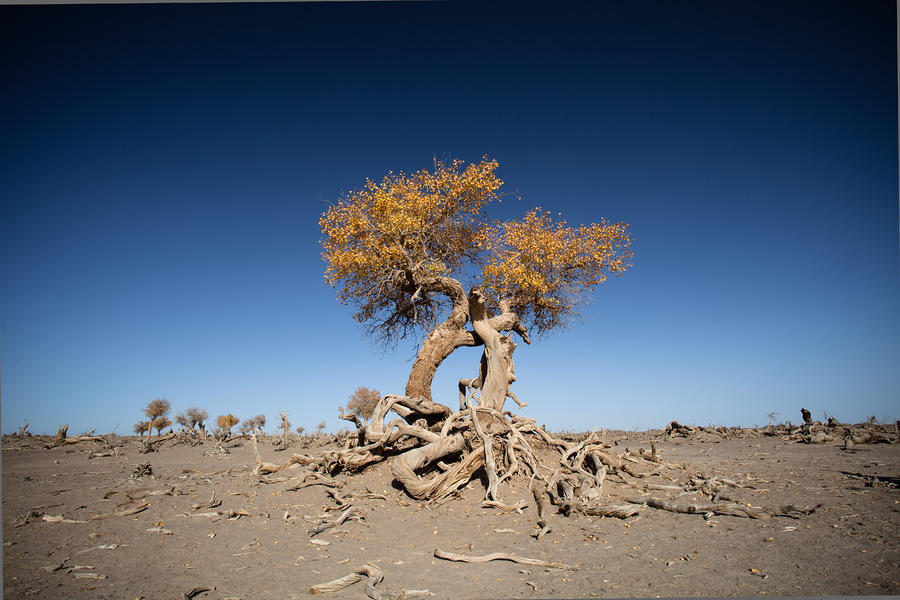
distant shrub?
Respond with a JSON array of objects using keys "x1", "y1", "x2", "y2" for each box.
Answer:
[
  {"x1": 216, "y1": 414, "x2": 239, "y2": 436},
  {"x1": 152, "y1": 416, "x2": 172, "y2": 436},
  {"x1": 345, "y1": 387, "x2": 381, "y2": 424}
]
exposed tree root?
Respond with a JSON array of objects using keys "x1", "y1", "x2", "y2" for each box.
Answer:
[{"x1": 247, "y1": 379, "x2": 828, "y2": 535}]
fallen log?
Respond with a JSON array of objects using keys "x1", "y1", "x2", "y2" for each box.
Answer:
[{"x1": 624, "y1": 496, "x2": 819, "y2": 519}]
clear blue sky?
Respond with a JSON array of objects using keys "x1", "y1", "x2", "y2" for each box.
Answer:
[{"x1": 1, "y1": 1, "x2": 897, "y2": 435}]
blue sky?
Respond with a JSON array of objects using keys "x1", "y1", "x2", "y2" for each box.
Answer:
[{"x1": 1, "y1": 1, "x2": 897, "y2": 435}]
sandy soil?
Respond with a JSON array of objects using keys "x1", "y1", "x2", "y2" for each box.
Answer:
[{"x1": 3, "y1": 430, "x2": 898, "y2": 599}]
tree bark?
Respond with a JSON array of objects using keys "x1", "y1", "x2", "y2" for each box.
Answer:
[
  {"x1": 405, "y1": 324, "x2": 475, "y2": 403},
  {"x1": 404, "y1": 278, "x2": 529, "y2": 410},
  {"x1": 467, "y1": 290, "x2": 517, "y2": 412},
  {"x1": 404, "y1": 276, "x2": 471, "y2": 406}
]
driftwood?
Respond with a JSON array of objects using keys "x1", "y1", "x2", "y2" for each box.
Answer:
[
  {"x1": 34, "y1": 501, "x2": 151, "y2": 525},
  {"x1": 531, "y1": 486, "x2": 551, "y2": 539},
  {"x1": 309, "y1": 506, "x2": 365, "y2": 536},
  {"x1": 191, "y1": 491, "x2": 221, "y2": 510},
  {"x1": 433, "y1": 548, "x2": 578, "y2": 570},
  {"x1": 664, "y1": 421, "x2": 697, "y2": 438},
  {"x1": 182, "y1": 586, "x2": 213, "y2": 600},
  {"x1": 308, "y1": 563, "x2": 432, "y2": 599},
  {"x1": 483, "y1": 499, "x2": 527, "y2": 513},
  {"x1": 565, "y1": 502, "x2": 642, "y2": 519},
  {"x1": 140, "y1": 432, "x2": 176, "y2": 454},
  {"x1": 42, "y1": 514, "x2": 89, "y2": 524},
  {"x1": 122, "y1": 486, "x2": 174, "y2": 501},
  {"x1": 624, "y1": 496, "x2": 819, "y2": 519},
  {"x1": 44, "y1": 424, "x2": 106, "y2": 449},
  {"x1": 753, "y1": 411, "x2": 900, "y2": 445},
  {"x1": 840, "y1": 471, "x2": 900, "y2": 487},
  {"x1": 89, "y1": 501, "x2": 151, "y2": 521},
  {"x1": 131, "y1": 463, "x2": 154, "y2": 479}
]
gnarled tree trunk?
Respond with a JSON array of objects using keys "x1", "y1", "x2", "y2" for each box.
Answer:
[
  {"x1": 467, "y1": 290, "x2": 518, "y2": 411},
  {"x1": 405, "y1": 323, "x2": 476, "y2": 404},
  {"x1": 404, "y1": 275, "x2": 529, "y2": 415}
]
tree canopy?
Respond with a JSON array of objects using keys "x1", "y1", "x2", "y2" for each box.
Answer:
[
  {"x1": 320, "y1": 157, "x2": 632, "y2": 348},
  {"x1": 345, "y1": 387, "x2": 381, "y2": 424}
]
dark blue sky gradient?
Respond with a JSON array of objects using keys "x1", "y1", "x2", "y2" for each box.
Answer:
[{"x1": 2, "y1": 1, "x2": 897, "y2": 434}]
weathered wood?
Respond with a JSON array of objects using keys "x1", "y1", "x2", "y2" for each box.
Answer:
[
  {"x1": 308, "y1": 563, "x2": 432, "y2": 599},
  {"x1": 181, "y1": 586, "x2": 213, "y2": 600},
  {"x1": 434, "y1": 547, "x2": 577, "y2": 570},
  {"x1": 89, "y1": 501, "x2": 151, "y2": 521},
  {"x1": 531, "y1": 486, "x2": 551, "y2": 539},
  {"x1": 469, "y1": 405, "x2": 499, "y2": 501},
  {"x1": 624, "y1": 496, "x2": 819, "y2": 519},
  {"x1": 309, "y1": 506, "x2": 364, "y2": 537},
  {"x1": 191, "y1": 492, "x2": 221, "y2": 510}
]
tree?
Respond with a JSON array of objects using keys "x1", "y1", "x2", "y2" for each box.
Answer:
[
  {"x1": 217, "y1": 414, "x2": 239, "y2": 436},
  {"x1": 312, "y1": 157, "x2": 634, "y2": 501},
  {"x1": 143, "y1": 398, "x2": 171, "y2": 436},
  {"x1": 344, "y1": 387, "x2": 381, "y2": 424},
  {"x1": 279, "y1": 410, "x2": 292, "y2": 445},
  {"x1": 134, "y1": 421, "x2": 150, "y2": 437},
  {"x1": 186, "y1": 407, "x2": 209, "y2": 432},
  {"x1": 295, "y1": 426, "x2": 305, "y2": 436},
  {"x1": 152, "y1": 416, "x2": 172, "y2": 436},
  {"x1": 316, "y1": 421, "x2": 327, "y2": 437},
  {"x1": 320, "y1": 157, "x2": 631, "y2": 414},
  {"x1": 239, "y1": 414, "x2": 267, "y2": 435},
  {"x1": 175, "y1": 412, "x2": 191, "y2": 430},
  {"x1": 253, "y1": 414, "x2": 266, "y2": 433}
]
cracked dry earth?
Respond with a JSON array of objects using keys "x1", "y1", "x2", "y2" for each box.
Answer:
[{"x1": 3, "y1": 431, "x2": 899, "y2": 599}]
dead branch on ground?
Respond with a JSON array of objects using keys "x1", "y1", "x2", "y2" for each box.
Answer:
[
  {"x1": 433, "y1": 548, "x2": 577, "y2": 570},
  {"x1": 308, "y1": 563, "x2": 433, "y2": 599}
]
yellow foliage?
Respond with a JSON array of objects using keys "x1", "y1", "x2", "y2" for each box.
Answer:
[
  {"x1": 217, "y1": 414, "x2": 239, "y2": 431},
  {"x1": 479, "y1": 208, "x2": 632, "y2": 332},
  {"x1": 319, "y1": 157, "x2": 502, "y2": 337},
  {"x1": 320, "y1": 158, "x2": 632, "y2": 342}
]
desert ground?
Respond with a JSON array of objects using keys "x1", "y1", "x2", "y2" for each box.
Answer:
[{"x1": 3, "y1": 426, "x2": 898, "y2": 599}]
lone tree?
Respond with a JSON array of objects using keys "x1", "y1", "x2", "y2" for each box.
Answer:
[
  {"x1": 143, "y1": 398, "x2": 171, "y2": 436},
  {"x1": 313, "y1": 157, "x2": 632, "y2": 499},
  {"x1": 257, "y1": 157, "x2": 821, "y2": 523},
  {"x1": 320, "y1": 157, "x2": 631, "y2": 417}
]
